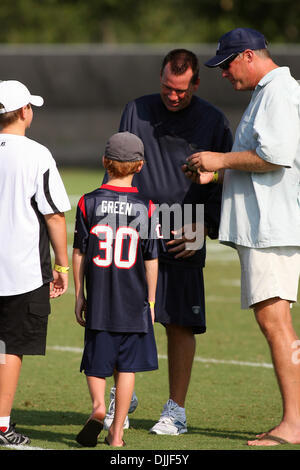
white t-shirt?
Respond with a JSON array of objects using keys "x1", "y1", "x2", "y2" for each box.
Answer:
[
  {"x1": 0, "y1": 134, "x2": 71, "y2": 295},
  {"x1": 219, "y1": 67, "x2": 300, "y2": 248}
]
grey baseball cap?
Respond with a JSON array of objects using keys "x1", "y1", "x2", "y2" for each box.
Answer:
[{"x1": 105, "y1": 132, "x2": 145, "y2": 162}]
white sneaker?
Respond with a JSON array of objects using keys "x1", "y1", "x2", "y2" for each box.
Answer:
[
  {"x1": 103, "y1": 387, "x2": 138, "y2": 430},
  {"x1": 149, "y1": 399, "x2": 187, "y2": 435},
  {"x1": 103, "y1": 412, "x2": 129, "y2": 431}
]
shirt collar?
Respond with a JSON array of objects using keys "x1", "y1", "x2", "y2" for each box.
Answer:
[
  {"x1": 100, "y1": 184, "x2": 139, "y2": 193},
  {"x1": 256, "y1": 66, "x2": 291, "y2": 90}
]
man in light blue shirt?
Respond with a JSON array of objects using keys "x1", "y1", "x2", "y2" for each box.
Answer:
[
  {"x1": 185, "y1": 28, "x2": 300, "y2": 447},
  {"x1": 219, "y1": 66, "x2": 300, "y2": 249}
]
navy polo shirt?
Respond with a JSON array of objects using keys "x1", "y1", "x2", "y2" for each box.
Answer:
[{"x1": 118, "y1": 93, "x2": 233, "y2": 267}]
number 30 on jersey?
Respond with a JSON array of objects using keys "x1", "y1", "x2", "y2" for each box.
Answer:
[{"x1": 90, "y1": 224, "x2": 139, "y2": 269}]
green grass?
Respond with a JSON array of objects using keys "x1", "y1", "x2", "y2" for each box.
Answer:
[{"x1": 3, "y1": 167, "x2": 300, "y2": 452}]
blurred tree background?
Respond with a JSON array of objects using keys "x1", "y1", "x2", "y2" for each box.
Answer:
[{"x1": 0, "y1": 0, "x2": 299, "y2": 44}]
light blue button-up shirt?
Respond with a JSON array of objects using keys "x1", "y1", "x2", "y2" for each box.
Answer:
[{"x1": 219, "y1": 67, "x2": 300, "y2": 248}]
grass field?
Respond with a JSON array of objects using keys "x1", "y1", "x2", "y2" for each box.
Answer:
[{"x1": 2, "y1": 167, "x2": 300, "y2": 453}]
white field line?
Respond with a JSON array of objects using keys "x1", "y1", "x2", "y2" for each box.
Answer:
[
  {"x1": 206, "y1": 295, "x2": 240, "y2": 303},
  {"x1": 48, "y1": 345, "x2": 273, "y2": 369},
  {"x1": 3, "y1": 444, "x2": 52, "y2": 450}
]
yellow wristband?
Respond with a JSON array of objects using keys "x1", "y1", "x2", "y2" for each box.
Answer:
[
  {"x1": 54, "y1": 264, "x2": 69, "y2": 273},
  {"x1": 149, "y1": 301, "x2": 155, "y2": 308},
  {"x1": 212, "y1": 171, "x2": 219, "y2": 183}
]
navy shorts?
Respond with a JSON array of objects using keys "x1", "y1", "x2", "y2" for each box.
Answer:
[
  {"x1": 155, "y1": 262, "x2": 206, "y2": 334},
  {"x1": 80, "y1": 314, "x2": 158, "y2": 377},
  {"x1": 0, "y1": 284, "x2": 51, "y2": 355}
]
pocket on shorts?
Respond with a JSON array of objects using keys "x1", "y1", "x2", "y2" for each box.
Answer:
[
  {"x1": 0, "y1": 305, "x2": 11, "y2": 336},
  {"x1": 25, "y1": 302, "x2": 51, "y2": 336}
]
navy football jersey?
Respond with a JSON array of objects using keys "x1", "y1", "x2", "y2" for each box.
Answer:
[
  {"x1": 73, "y1": 184, "x2": 162, "y2": 333},
  {"x1": 117, "y1": 94, "x2": 233, "y2": 267}
]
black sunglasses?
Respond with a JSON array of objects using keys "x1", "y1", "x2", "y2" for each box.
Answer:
[{"x1": 219, "y1": 54, "x2": 239, "y2": 70}]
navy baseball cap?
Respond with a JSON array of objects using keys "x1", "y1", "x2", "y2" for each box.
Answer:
[
  {"x1": 105, "y1": 131, "x2": 145, "y2": 162},
  {"x1": 205, "y1": 28, "x2": 268, "y2": 68}
]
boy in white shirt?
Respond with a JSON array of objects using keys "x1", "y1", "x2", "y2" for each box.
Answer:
[{"x1": 0, "y1": 80, "x2": 70, "y2": 446}]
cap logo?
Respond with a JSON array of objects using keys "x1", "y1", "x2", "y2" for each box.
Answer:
[{"x1": 216, "y1": 42, "x2": 220, "y2": 51}]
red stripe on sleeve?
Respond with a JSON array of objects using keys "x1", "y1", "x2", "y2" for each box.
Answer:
[
  {"x1": 148, "y1": 200, "x2": 156, "y2": 218},
  {"x1": 78, "y1": 195, "x2": 87, "y2": 221}
]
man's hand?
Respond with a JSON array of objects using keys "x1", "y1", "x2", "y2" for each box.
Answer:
[
  {"x1": 182, "y1": 163, "x2": 215, "y2": 184},
  {"x1": 167, "y1": 236, "x2": 196, "y2": 259},
  {"x1": 187, "y1": 151, "x2": 223, "y2": 172},
  {"x1": 167, "y1": 223, "x2": 205, "y2": 259}
]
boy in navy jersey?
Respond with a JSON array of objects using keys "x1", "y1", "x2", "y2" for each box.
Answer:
[{"x1": 73, "y1": 132, "x2": 160, "y2": 447}]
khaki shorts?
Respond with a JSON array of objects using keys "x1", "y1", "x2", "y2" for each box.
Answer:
[{"x1": 236, "y1": 246, "x2": 300, "y2": 309}]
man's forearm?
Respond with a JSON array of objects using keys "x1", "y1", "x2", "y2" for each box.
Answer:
[
  {"x1": 220, "y1": 150, "x2": 280, "y2": 172},
  {"x1": 188, "y1": 150, "x2": 281, "y2": 174}
]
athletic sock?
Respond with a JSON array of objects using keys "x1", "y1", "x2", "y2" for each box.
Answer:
[{"x1": 0, "y1": 416, "x2": 10, "y2": 433}]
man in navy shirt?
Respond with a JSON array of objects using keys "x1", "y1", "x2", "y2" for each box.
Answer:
[{"x1": 105, "y1": 49, "x2": 233, "y2": 435}]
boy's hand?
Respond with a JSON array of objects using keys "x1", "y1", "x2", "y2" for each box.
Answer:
[
  {"x1": 50, "y1": 270, "x2": 68, "y2": 298},
  {"x1": 75, "y1": 295, "x2": 87, "y2": 327}
]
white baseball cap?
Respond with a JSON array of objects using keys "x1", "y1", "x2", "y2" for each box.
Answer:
[{"x1": 0, "y1": 80, "x2": 44, "y2": 114}]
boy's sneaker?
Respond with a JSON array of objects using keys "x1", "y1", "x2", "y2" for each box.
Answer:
[
  {"x1": 149, "y1": 399, "x2": 187, "y2": 435},
  {"x1": 128, "y1": 389, "x2": 139, "y2": 414},
  {"x1": 0, "y1": 423, "x2": 31, "y2": 446},
  {"x1": 103, "y1": 386, "x2": 138, "y2": 430}
]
